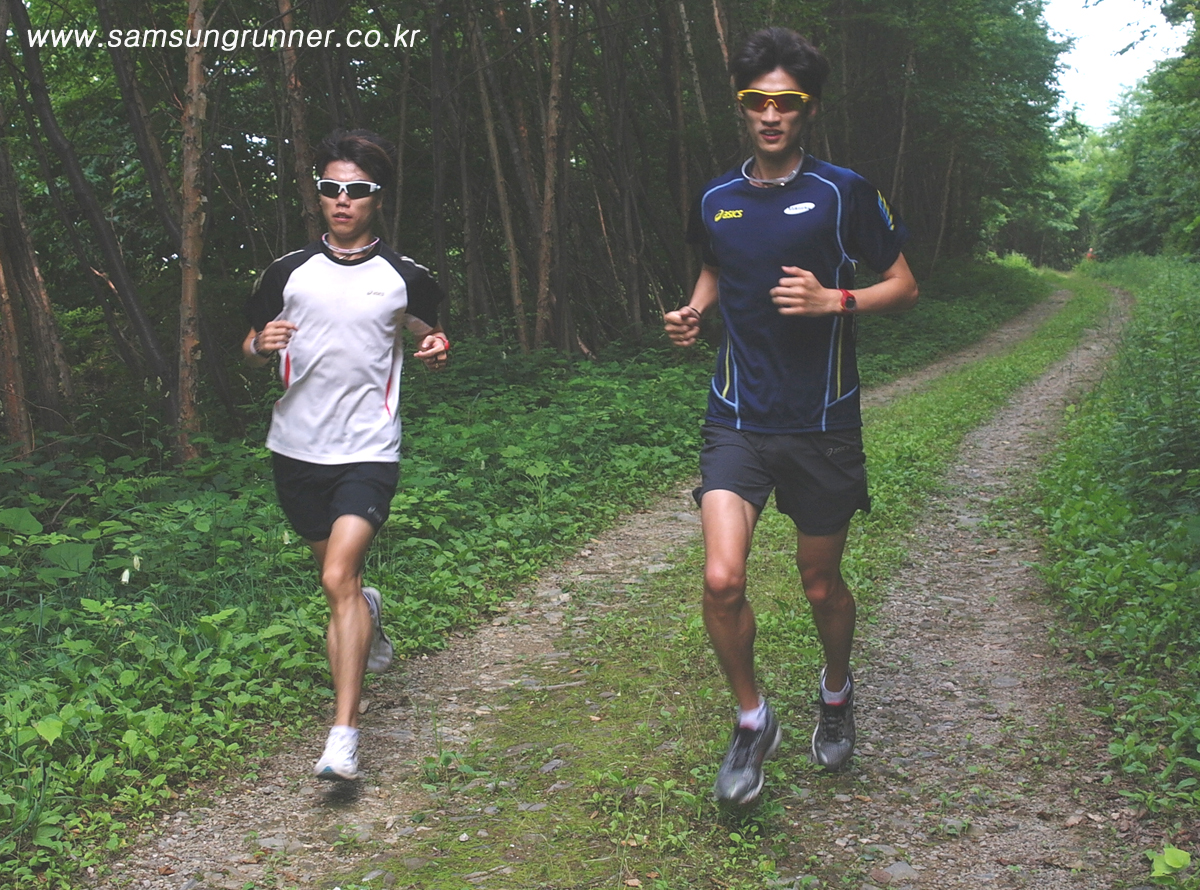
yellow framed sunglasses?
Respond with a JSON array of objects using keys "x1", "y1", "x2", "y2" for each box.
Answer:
[{"x1": 736, "y1": 89, "x2": 812, "y2": 113}]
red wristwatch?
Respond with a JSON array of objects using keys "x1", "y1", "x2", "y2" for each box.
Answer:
[{"x1": 839, "y1": 289, "x2": 857, "y2": 314}]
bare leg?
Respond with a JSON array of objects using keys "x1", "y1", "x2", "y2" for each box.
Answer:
[
  {"x1": 309, "y1": 515, "x2": 376, "y2": 728},
  {"x1": 700, "y1": 490, "x2": 762, "y2": 712},
  {"x1": 796, "y1": 524, "x2": 855, "y2": 692}
]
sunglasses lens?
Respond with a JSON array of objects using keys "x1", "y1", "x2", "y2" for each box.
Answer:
[
  {"x1": 739, "y1": 91, "x2": 808, "y2": 112},
  {"x1": 739, "y1": 91, "x2": 769, "y2": 112},
  {"x1": 316, "y1": 180, "x2": 340, "y2": 198},
  {"x1": 344, "y1": 182, "x2": 375, "y2": 199}
]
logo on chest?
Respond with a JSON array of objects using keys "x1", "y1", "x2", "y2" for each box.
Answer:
[
  {"x1": 714, "y1": 209, "x2": 744, "y2": 222},
  {"x1": 784, "y1": 202, "x2": 815, "y2": 215}
]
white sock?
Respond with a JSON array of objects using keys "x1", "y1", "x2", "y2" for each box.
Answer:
[
  {"x1": 328, "y1": 725, "x2": 359, "y2": 744},
  {"x1": 821, "y1": 674, "x2": 851, "y2": 706},
  {"x1": 737, "y1": 698, "x2": 768, "y2": 730}
]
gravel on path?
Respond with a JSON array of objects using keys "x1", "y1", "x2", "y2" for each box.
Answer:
[{"x1": 95, "y1": 287, "x2": 1154, "y2": 890}]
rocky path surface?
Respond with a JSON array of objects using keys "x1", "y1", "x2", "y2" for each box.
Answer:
[{"x1": 97, "y1": 288, "x2": 1153, "y2": 890}]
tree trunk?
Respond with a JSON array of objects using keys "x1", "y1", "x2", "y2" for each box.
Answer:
[
  {"x1": 277, "y1": 0, "x2": 322, "y2": 241},
  {"x1": 890, "y1": 50, "x2": 914, "y2": 214},
  {"x1": 429, "y1": 1, "x2": 451, "y2": 304},
  {"x1": 470, "y1": 13, "x2": 530, "y2": 353},
  {"x1": 8, "y1": 80, "x2": 141, "y2": 374},
  {"x1": 661, "y1": 0, "x2": 693, "y2": 292},
  {"x1": 931, "y1": 139, "x2": 958, "y2": 271},
  {"x1": 389, "y1": 49, "x2": 412, "y2": 247},
  {"x1": 679, "y1": 0, "x2": 719, "y2": 173},
  {"x1": 533, "y1": 0, "x2": 564, "y2": 348},
  {"x1": 177, "y1": 0, "x2": 207, "y2": 460},
  {"x1": 96, "y1": 0, "x2": 182, "y2": 248},
  {"x1": 0, "y1": 99, "x2": 71, "y2": 431},
  {"x1": 0, "y1": 249, "x2": 32, "y2": 454},
  {"x1": 8, "y1": 0, "x2": 173, "y2": 403}
]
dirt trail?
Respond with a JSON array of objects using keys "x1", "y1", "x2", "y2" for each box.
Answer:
[{"x1": 97, "y1": 288, "x2": 1149, "y2": 890}]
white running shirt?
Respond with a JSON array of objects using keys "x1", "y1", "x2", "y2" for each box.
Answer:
[{"x1": 245, "y1": 241, "x2": 442, "y2": 464}]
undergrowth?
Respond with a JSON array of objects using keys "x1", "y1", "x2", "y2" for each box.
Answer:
[
  {"x1": 0, "y1": 257, "x2": 1059, "y2": 887},
  {"x1": 1038, "y1": 256, "x2": 1200, "y2": 814},
  {"x1": 322, "y1": 270, "x2": 1113, "y2": 888}
]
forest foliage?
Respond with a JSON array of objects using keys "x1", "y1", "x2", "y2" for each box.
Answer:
[
  {"x1": 0, "y1": 262, "x2": 1050, "y2": 885},
  {"x1": 1039, "y1": 256, "x2": 1200, "y2": 813},
  {"x1": 0, "y1": 0, "x2": 1070, "y2": 452}
]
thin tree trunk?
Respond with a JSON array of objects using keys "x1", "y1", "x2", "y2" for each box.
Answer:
[
  {"x1": 470, "y1": 14, "x2": 530, "y2": 353},
  {"x1": 277, "y1": 0, "x2": 322, "y2": 241},
  {"x1": 177, "y1": 0, "x2": 207, "y2": 459},
  {"x1": 8, "y1": 0, "x2": 173, "y2": 404},
  {"x1": 486, "y1": 1, "x2": 542, "y2": 238},
  {"x1": 679, "y1": 0, "x2": 719, "y2": 173},
  {"x1": 429, "y1": 1, "x2": 451, "y2": 306},
  {"x1": 533, "y1": 0, "x2": 564, "y2": 348},
  {"x1": 389, "y1": 49, "x2": 412, "y2": 246},
  {"x1": 0, "y1": 99, "x2": 70, "y2": 431},
  {"x1": 931, "y1": 139, "x2": 958, "y2": 271},
  {"x1": 890, "y1": 50, "x2": 914, "y2": 213},
  {"x1": 661, "y1": 1, "x2": 693, "y2": 292},
  {"x1": 8, "y1": 77, "x2": 140, "y2": 373},
  {"x1": 96, "y1": 0, "x2": 182, "y2": 248},
  {"x1": 0, "y1": 250, "x2": 32, "y2": 454}
]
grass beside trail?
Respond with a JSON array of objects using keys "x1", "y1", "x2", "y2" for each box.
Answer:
[
  {"x1": 321, "y1": 272, "x2": 1114, "y2": 889},
  {"x1": 1039, "y1": 257, "x2": 1200, "y2": 817}
]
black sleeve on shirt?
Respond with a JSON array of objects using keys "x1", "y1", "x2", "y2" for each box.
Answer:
[
  {"x1": 845, "y1": 176, "x2": 909, "y2": 273},
  {"x1": 244, "y1": 261, "x2": 287, "y2": 332},
  {"x1": 244, "y1": 243, "x2": 321, "y2": 331},
  {"x1": 376, "y1": 245, "x2": 444, "y2": 327},
  {"x1": 685, "y1": 190, "x2": 719, "y2": 268},
  {"x1": 403, "y1": 266, "x2": 443, "y2": 328}
]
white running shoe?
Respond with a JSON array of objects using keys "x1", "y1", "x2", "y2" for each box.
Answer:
[
  {"x1": 361, "y1": 586, "x2": 394, "y2": 673},
  {"x1": 314, "y1": 726, "x2": 359, "y2": 781}
]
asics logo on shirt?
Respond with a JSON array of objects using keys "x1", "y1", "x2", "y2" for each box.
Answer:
[
  {"x1": 714, "y1": 209, "x2": 744, "y2": 221},
  {"x1": 784, "y1": 202, "x2": 815, "y2": 215}
]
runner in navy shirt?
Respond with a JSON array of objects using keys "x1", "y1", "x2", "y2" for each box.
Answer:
[{"x1": 665, "y1": 28, "x2": 917, "y2": 806}]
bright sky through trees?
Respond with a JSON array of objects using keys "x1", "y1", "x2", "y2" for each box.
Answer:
[{"x1": 1043, "y1": 0, "x2": 1190, "y2": 127}]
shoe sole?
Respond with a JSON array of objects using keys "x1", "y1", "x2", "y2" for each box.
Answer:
[
  {"x1": 717, "y1": 722, "x2": 782, "y2": 807},
  {"x1": 315, "y1": 766, "x2": 358, "y2": 781}
]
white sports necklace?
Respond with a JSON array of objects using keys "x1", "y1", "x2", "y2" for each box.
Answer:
[{"x1": 742, "y1": 151, "x2": 804, "y2": 187}]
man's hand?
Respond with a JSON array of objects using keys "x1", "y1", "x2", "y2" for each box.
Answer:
[
  {"x1": 664, "y1": 305, "x2": 702, "y2": 347},
  {"x1": 255, "y1": 319, "x2": 298, "y2": 353},
  {"x1": 245, "y1": 319, "x2": 297, "y2": 364},
  {"x1": 414, "y1": 332, "x2": 450, "y2": 370},
  {"x1": 770, "y1": 266, "x2": 840, "y2": 316}
]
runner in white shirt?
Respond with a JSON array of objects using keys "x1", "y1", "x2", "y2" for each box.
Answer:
[{"x1": 243, "y1": 129, "x2": 449, "y2": 781}]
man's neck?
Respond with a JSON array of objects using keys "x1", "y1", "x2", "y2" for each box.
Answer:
[{"x1": 748, "y1": 149, "x2": 804, "y2": 186}]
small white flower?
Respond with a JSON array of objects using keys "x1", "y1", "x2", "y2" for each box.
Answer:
[
  {"x1": 120, "y1": 569, "x2": 130, "y2": 584},
  {"x1": 132, "y1": 555, "x2": 141, "y2": 571},
  {"x1": 282, "y1": 530, "x2": 291, "y2": 545}
]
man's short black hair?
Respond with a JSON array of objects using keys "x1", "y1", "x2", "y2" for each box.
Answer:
[
  {"x1": 313, "y1": 129, "x2": 396, "y2": 190},
  {"x1": 731, "y1": 27, "x2": 830, "y2": 99}
]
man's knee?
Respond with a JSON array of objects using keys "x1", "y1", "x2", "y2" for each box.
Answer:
[
  {"x1": 320, "y1": 562, "x2": 361, "y2": 598},
  {"x1": 704, "y1": 563, "x2": 748, "y2": 606},
  {"x1": 797, "y1": 563, "x2": 847, "y2": 608}
]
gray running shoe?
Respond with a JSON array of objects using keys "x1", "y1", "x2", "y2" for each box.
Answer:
[
  {"x1": 811, "y1": 667, "x2": 855, "y2": 770},
  {"x1": 361, "y1": 586, "x2": 394, "y2": 674},
  {"x1": 713, "y1": 702, "x2": 781, "y2": 806}
]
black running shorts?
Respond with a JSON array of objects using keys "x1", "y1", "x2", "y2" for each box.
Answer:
[
  {"x1": 272, "y1": 453, "x2": 398, "y2": 542},
  {"x1": 693, "y1": 423, "x2": 870, "y2": 536}
]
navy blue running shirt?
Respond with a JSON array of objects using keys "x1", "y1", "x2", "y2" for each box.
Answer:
[{"x1": 688, "y1": 154, "x2": 908, "y2": 433}]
